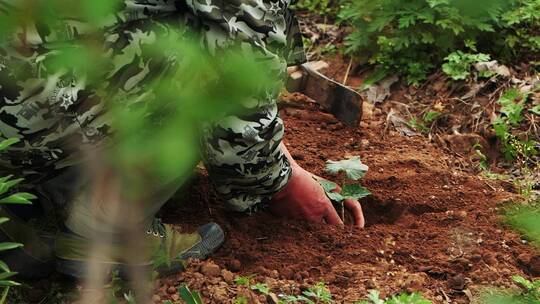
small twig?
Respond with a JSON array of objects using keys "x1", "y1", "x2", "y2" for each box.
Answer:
[
  {"x1": 438, "y1": 288, "x2": 451, "y2": 303},
  {"x1": 342, "y1": 57, "x2": 353, "y2": 85},
  {"x1": 484, "y1": 180, "x2": 497, "y2": 191}
]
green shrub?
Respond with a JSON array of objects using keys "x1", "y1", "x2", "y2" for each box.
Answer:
[
  {"x1": 442, "y1": 51, "x2": 491, "y2": 80},
  {"x1": 339, "y1": 0, "x2": 540, "y2": 84},
  {"x1": 0, "y1": 138, "x2": 37, "y2": 303}
]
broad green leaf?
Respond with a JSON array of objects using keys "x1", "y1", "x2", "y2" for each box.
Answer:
[
  {"x1": 0, "y1": 218, "x2": 9, "y2": 225},
  {"x1": 318, "y1": 180, "x2": 345, "y2": 202},
  {"x1": 341, "y1": 184, "x2": 371, "y2": 200},
  {"x1": 0, "y1": 242, "x2": 23, "y2": 252},
  {"x1": 318, "y1": 180, "x2": 339, "y2": 193},
  {"x1": 325, "y1": 157, "x2": 369, "y2": 180}
]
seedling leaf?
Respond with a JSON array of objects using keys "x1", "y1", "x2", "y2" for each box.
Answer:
[
  {"x1": 325, "y1": 157, "x2": 369, "y2": 180},
  {"x1": 251, "y1": 283, "x2": 270, "y2": 295},
  {"x1": 318, "y1": 180, "x2": 345, "y2": 201},
  {"x1": 342, "y1": 184, "x2": 371, "y2": 200}
]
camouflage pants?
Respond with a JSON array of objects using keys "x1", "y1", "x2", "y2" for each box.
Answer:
[{"x1": 0, "y1": 0, "x2": 305, "y2": 236}]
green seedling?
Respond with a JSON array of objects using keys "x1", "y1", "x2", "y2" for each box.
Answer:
[
  {"x1": 321, "y1": 157, "x2": 371, "y2": 222},
  {"x1": 498, "y1": 88, "x2": 526, "y2": 125},
  {"x1": 356, "y1": 290, "x2": 432, "y2": 304},
  {"x1": 250, "y1": 283, "x2": 270, "y2": 295},
  {"x1": 442, "y1": 51, "x2": 491, "y2": 80},
  {"x1": 234, "y1": 275, "x2": 256, "y2": 286},
  {"x1": 277, "y1": 282, "x2": 332, "y2": 304},
  {"x1": 302, "y1": 282, "x2": 332, "y2": 303}
]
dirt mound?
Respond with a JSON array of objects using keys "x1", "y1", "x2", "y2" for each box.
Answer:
[{"x1": 157, "y1": 100, "x2": 539, "y2": 303}]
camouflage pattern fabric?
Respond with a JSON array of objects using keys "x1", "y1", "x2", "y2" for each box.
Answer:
[{"x1": 0, "y1": 0, "x2": 305, "y2": 215}]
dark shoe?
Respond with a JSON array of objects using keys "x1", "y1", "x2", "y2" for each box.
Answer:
[{"x1": 54, "y1": 220, "x2": 225, "y2": 278}]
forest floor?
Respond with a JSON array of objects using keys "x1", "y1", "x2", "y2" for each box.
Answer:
[{"x1": 151, "y1": 75, "x2": 539, "y2": 303}]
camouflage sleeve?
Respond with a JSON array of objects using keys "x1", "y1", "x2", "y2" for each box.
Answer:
[{"x1": 189, "y1": 0, "x2": 301, "y2": 212}]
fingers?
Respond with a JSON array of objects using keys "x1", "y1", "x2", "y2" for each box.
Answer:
[
  {"x1": 323, "y1": 203, "x2": 344, "y2": 225},
  {"x1": 344, "y1": 199, "x2": 365, "y2": 228}
]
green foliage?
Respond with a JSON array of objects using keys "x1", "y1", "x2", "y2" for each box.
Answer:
[
  {"x1": 277, "y1": 282, "x2": 333, "y2": 304},
  {"x1": 178, "y1": 285, "x2": 204, "y2": 304},
  {"x1": 479, "y1": 200, "x2": 540, "y2": 303},
  {"x1": 356, "y1": 290, "x2": 432, "y2": 304},
  {"x1": 481, "y1": 275, "x2": 540, "y2": 303},
  {"x1": 234, "y1": 275, "x2": 255, "y2": 286},
  {"x1": 442, "y1": 51, "x2": 490, "y2": 80},
  {"x1": 251, "y1": 283, "x2": 270, "y2": 295},
  {"x1": 325, "y1": 156, "x2": 369, "y2": 180},
  {"x1": 339, "y1": 0, "x2": 540, "y2": 83},
  {"x1": 492, "y1": 88, "x2": 538, "y2": 161},
  {"x1": 506, "y1": 204, "x2": 540, "y2": 246},
  {"x1": 302, "y1": 282, "x2": 333, "y2": 303},
  {"x1": 498, "y1": 89, "x2": 527, "y2": 125},
  {"x1": 408, "y1": 110, "x2": 442, "y2": 134},
  {"x1": 0, "y1": 138, "x2": 37, "y2": 302}
]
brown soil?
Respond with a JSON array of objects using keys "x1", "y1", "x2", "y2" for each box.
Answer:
[{"x1": 156, "y1": 98, "x2": 540, "y2": 303}]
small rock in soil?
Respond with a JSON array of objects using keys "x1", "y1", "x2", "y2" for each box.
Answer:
[
  {"x1": 470, "y1": 254, "x2": 482, "y2": 263},
  {"x1": 529, "y1": 255, "x2": 540, "y2": 276},
  {"x1": 448, "y1": 274, "x2": 467, "y2": 291},
  {"x1": 482, "y1": 252, "x2": 498, "y2": 266},
  {"x1": 227, "y1": 259, "x2": 242, "y2": 272},
  {"x1": 201, "y1": 261, "x2": 221, "y2": 277},
  {"x1": 402, "y1": 273, "x2": 427, "y2": 292},
  {"x1": 152, "y1": 295, "x2": 161, "y2": 303}
]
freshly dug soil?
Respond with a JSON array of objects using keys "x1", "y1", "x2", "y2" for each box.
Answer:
[{"x1": 157, "y1": 98, "x2": 540, "y2": 303}]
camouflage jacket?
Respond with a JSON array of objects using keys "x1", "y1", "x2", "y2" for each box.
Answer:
[{"x1": 0, "y1": 0, "x2": 306, "y2": 212}]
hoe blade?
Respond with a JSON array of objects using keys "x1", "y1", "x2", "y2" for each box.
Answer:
[{"x1": 287, "y1": 63, "x2": 363, "y2": 127}]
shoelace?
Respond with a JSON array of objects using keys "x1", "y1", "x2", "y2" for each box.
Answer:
[{"x1": 146, "y1": 218, "x2": 166, "y2": 238}]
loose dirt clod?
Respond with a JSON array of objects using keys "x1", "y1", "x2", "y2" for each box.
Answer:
[{"x1": 201, "y1": 262, "x2": 221, "y2": 277}]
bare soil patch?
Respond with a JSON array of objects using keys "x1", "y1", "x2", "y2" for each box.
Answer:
[{"x1": 157, "y1": 98, "x2": 539, "y2": 303}]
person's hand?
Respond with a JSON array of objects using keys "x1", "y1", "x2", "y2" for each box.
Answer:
[{"x1": 268, "y1": 163, "x2": 365, "y2": 228}]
